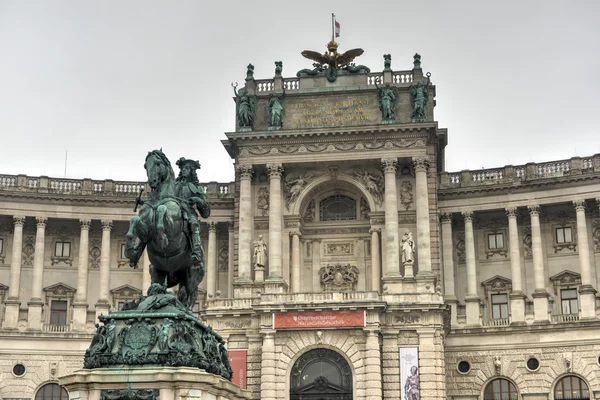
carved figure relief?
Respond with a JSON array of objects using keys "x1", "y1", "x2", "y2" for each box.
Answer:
[
  {"x1": 218, "y1": 240, "x2": 228, "y2": 271},
  {"x1": 319, "y1": 263, "x2": 359, "y2": 291},
  {"x1": 592, "y1": 219, "x2": 600, "y2": 251},
  {"x1": 22, "y1": 236, "x2": 35, "y2": 266},
  {"x1": 257, "y1": 187, "x2": 269, "y2": 216},
  {"x1": 360, "y1": 197, "x2": 370, "y2": 219},
  {"x1": 522, "y1": 227, "x2": 533, "y2": 258},
  {"x1": 399, "y1": 181, "x2": 414, "y2": 210},
  {"x1": 284, "y1": 171, "x2": 321, "y2": 210},
  {"x1": 101, "y1": 389, "x2": 159, "y2": 400},
  {"x1": 455, "y1": 232, "x2": 465, "y2": 264},
  {"x1": 324, "y1": 242, "x2": 353, "y2": 255},
  {"x1": 303, "y1": 200, "x2": 315, "y2": 223},
  {"x1": 353, "y1": 169, "x2": 384, "y2": 205}
]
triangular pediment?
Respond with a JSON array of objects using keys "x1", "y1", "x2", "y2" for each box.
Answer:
[
  {"x1": 110, "y1": 284, "x2": 142, "y2": 297},
  {"x1": 43, "y1": 282, "x2": 76, "y2": 296},
  {"x1": 481, "y1": 275, "x2": 512, "y2": 291},
  {"x1": 550, "y1": 270, "x2": 581, "y2": 285}
]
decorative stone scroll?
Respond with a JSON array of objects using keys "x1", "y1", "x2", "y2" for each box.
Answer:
[{"x1": 319, "y1": 263, "x2": 359, "y2": 291}]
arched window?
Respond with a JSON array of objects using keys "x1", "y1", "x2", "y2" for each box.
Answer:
[
  {"x1": 290, "y1": 348, "x2": 352, "y2": 400},
  {"x1": 35, "y1": 383, "x2": 68, "y2": 400},
  {"x1": 483, "y1": 378, "x2": 518, "y2": 400},
  {"x1": 554, "y1": 376, "x2": 590, "y2": 400},
  {"x1": 319, "y1": 195, "x2": 356, "y2": 221}
]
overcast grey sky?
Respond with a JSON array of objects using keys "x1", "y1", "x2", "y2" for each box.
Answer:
[{"x1": 1, "y1": 1, "x2": 599, "y2": 183}]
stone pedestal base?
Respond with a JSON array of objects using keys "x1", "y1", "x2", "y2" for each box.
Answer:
[
  {"x1": 72, "y1": 302, "x2": 89, "y2": 331},
  {"x1": 233, "y1": 280, "x2": 254, "y2": 298},
  {"x1": 94, "y1": 301, "x2": 111, "y2": 320},
  {"x1": 3, "y1": 298, "x2": 21, "y2": 329},
  {"x1": 27, "y1": 299, "x2": 44, "y2": 330},
  {"x1": 464, "y1": 296, "x2": 480, "y2": 326},
  {"x1": 532, "y1": 290, "x2": 550, "y2": 323},
  {"x1": 579, "y1": 285, "x2": 597, "y2": 319},
  {"x1": 264, "y1": 278, "x2": 288, "y2": 294},
  {"x1": 59, "y1": 367, "x2": 251, "y2": 400},
  {"x1": 509, "y1": 291, "x2": 527, "y2": 325},
  {"x1": 403, "y1": 261, "x2": 414, "y2": 278},
  {"x1": 254, "y1": 266, "x2": 265, "y2": 283},
  {"x1": 381, "y1": 276, "x2": 404, "y2": 294}
]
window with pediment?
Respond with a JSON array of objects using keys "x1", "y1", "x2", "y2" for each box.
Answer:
[
  {"x1": 482, "y1": 219, "x2": 508, "y2": 259},
  {"x1": 549, "y1": 211, "x2": 577, "y2": 253},
  {"x1": 110, "y1": 284, "x2": 142, "y2": 311},
  {"x1": 482, "y1": 276, "x2": 512, "y2": 323},
  {"x1": 550, "y1": 270, "x2": 581, "y2": 316},
  {"x1": 49, "y1": 226, "x2": 75, "y2": 266},
  {"x1": 43, "y1": 283, "x2": 76, "y2": 328}
]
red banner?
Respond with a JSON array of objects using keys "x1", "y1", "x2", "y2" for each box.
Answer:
[
  {"x1": 274, "y1": 311, "x2": 365, "y2": 329},
  {"x1": 228, "y1": 350, "x2": 247, "y2": 389}
]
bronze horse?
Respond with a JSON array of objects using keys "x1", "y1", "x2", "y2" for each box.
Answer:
[{"x1": 125, "y1": 150, "x2": 209, "y2": 309}]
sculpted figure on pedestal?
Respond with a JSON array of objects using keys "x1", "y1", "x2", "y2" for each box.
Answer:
[
  {"x1": 253, "y1": 235, "x2": 267, "y2": 268},
  {"x1": 402, "y1": 230, "x2": 415, "y2": 264},
  {"x1": 232, "y1": 83, "x2": 256, "y2": 130},
  {"x1": 410, "y1": 72, "x2": 431, "y2": 122},
  {"x1": 375, "y1": 79, "x2": 399, "y2": 123},
  {"x1": 267, "y1": 92, "x2": 284, "y2": 129}
]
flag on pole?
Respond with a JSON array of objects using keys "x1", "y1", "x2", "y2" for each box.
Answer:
[{"x1": 335, "y1": 19, "x2": 340, "y2": 37}]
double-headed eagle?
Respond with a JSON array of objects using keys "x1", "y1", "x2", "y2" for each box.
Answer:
[{"x1": 301, "y1": 40, "x2": 364, "y2": 71}]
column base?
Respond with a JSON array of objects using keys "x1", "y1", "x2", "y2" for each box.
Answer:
[
  {"x1": 72, "y1": 302, "x2": 89, "y2": 331},
  {"x1": 3, "y1": 298, "x2": 21, "y2": 329},
  {"x1": 95, "y1": 301, "x2": 111, "y2": 320},
  {"x1": 532, "y1": 290, "x2": 550, "y2": 322},
  {"x1": 579, "y1": 285, "x2": 597, "y2": 320},
  {"x1": 464, "y1": 296, "x2": 481, "y2": 326},
  {"x1": 27, "y1": 299, "x2": 44, "y2": 331},
  {"x1": 509, "y1": 291, "x2": 527, "y2": 325},
  {"x1": 264, "y1": 278, "x2": 288, "y2": 294}
]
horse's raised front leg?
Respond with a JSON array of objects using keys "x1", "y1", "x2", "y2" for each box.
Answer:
[{"x1": 125, "y1": 216, "x2": 145, "y2": 268}]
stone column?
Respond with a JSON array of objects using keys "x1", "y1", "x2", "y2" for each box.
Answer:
[
  {"x1": 291, "y1": 232, "x2": 301, "y2": 293},
  {"x1": 4, "y1": 215, "x2": 26, "y2": 329},
  {"x1": 574, "y1": 200, "x2": 597, "y2": 319},
  {"x1": 528, "y1": 205, "x2": 549, "y2": 322},
  {"x1": 72, "y1": 219, "x2": 91, "y2": 331},
  {"x1": 364, "y1": 330, "x2": 382, "y2": 399},
  {"x1": 141, "y1": 249, "x2": 151, "y2": 295},
  {"x1": 236, "y1": 165, "x2": 253, "y2": 287},
  {"x1": 266, "y1": 163, "x2": 286, "y2": 291},
  {"x1": 370, "y1": 228, "x2": 381, "y2": 292},
  {"x1": 28, "y1": 216, "x2": 47, "y2": 330},
  {"x1": 206, "y1": 222, "x2": 218, "y2": 298},
  {"x1": 95, "y1": 220, "x2": 112, "y2": 318},
  {"x1": 506, "y1": 207, "x2": 526, "y2": 324},
  {"x1": 227, "y1": 221, "x2": 234, "y2": 297},
  {"x1": 462, "y1": 211, "x2": 480, "y2": 326},
  {"x1": 381, "y1": 158, "x2": 400, "y2": 279},
  {"x1": 260, "y1": 331, "x2": 276, "y2": 400},
  {"x1": 413, "y1": 158, "x2": 432, "y2": 276},
  {"x1": 440, "y1": 213, "x2": 458, "y2": 326}
]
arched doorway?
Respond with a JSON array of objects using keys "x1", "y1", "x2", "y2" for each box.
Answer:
[{"x1": 290, "y1": 348, "x2": 353, "y2": 400}]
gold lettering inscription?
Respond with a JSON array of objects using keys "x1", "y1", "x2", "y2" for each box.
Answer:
[{"x1": 291, "y1": 98, "x2": 374, "y2": 129}]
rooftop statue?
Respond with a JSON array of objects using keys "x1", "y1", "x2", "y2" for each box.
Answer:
[
  {"x1": 410, "y1": 72, "x2": 431, "y2": 123},
  {"x1": 300, "y1": 40, "x2": 368, "y2": 82},
  {"x1": 232, "y1": 83, "x2": 256, "y2": 131},
  {"x1": 375, "y1": 78, "x2": 399, "y2": 124}
]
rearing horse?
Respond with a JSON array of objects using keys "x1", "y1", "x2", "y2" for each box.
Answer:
[{"x1": 125, "y1": 150, "x2": 205, "y2": 309}]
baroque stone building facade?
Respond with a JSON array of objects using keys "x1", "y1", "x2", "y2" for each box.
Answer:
[{"x1": 1, "y1": 48, "x2": 599, "y2": 400}]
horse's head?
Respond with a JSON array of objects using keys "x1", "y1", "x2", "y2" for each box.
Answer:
[{"x1": 144, "y1": 150, "x2": 175, "y2": 190}]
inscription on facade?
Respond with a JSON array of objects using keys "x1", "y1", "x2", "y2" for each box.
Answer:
[{"x1": 287, "y1": 95, "x2": 379, "y2": 129}]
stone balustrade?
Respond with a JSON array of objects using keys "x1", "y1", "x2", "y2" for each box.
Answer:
[
  {"x1": 0, "y1": 174, "x2": 235, "y2": 199},
  {"x1": 551, "y1": 313, "x2": 580, "y2": 323},
  {"x1": 42, "y1": 324, "x2": 72, "y2": 333},
  {"x1": 440, "y1": 154, "x2": 600, "y2": 189}
]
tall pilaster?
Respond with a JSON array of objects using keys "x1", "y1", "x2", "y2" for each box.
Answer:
[
  {"x1": 4, "y1": 215, "x2": 26, "y2": 329},
  {"x1": 236, "y1": 164, "x2": 253, "y2": 287},
  {"x1": 206, "y1": 222, "x2": 218, "y2": 298},
  {"x1": 381, "y1": 158, "x2": 399, "y2": 279},
  {"x1": 73, "y1": 219, "x2": 91, "y2": 331},
  {"x1": 574, "y1": 200, "x2": 597, "y2": 319},
  {"x1": 370, "y1": 227, "x2": 381, "y2": 292},
  {"x1": 260, "y1": 331, "x2": 276, "y2": 400},
  {"x1": 290, "y1": 232, "x2": 301, "y2": 293},
  {"x1": 227, "y1": 221, "x2": 234, "y2": 297},
  {"x1": 506, "y1": 207, "x2": 526, "y2": 324},
  {"x1": 364, "y1": 330, "x2": 382, "y2": 399},
  {"x1": 413, "y1": 157, "x2": 432, "y2": 276},
  {"x1": 528, "y1": 205, "x2": 549, "y2": 322},
  {"x1": 266, "y1": 163, "x2": 286, "y2": 292},
  {"x1": 95, "y1": 219, "x2": 112, "y2": 318},
  {"x1": 28, "y1": 216, "x2": 47, "y2": 330},
  {"x1": 462, "y1": 211, "x2": 480, "y2": 326},
  {"x1": 440, "y1": 213, "x2": 458, "y2": 326}
]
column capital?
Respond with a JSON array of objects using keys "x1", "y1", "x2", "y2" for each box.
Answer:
[
  {"x1": 505, "y1": 207, "x2": 518, "y2": 218},
  {"x1": 35, "y1": 216, "x2": 47, "y2": 228},
  {"x1": 13, "y1": 215, "x2": 26, "y2": 227},
  {"x1": 267, "y1": 163, "x2": 284, "y2": 178},
  {"x1": 235, "y1": 164, "x2": 254, "y2": 180},
  {"x1": 289, "y1": 230, "x2": 302, "y2": 238},
  {"x1": 79, "y1": 219, "x2": 91, "y2": 229},
  {"x1": 101, "y1": 220, "x2": 113, "y2": 231},
  {"x1": 412, "y1": 157, "x2": 430, "y2": 172},
  {"x1": 369, "y1": 227, "x2": 381, "y2": 234},
  {"x1": 381, "y1": 158, "x2": 397, "y2": 173},
  {"x1": 527, "y1": 204, "x2": 540, "y2": 216},
  {"x1": 208, "y1": 221, "x2": 217, "y2": 232},
  {"x1": 440, "y1": 212, "x2": 453, "y2": 223},
  {"x1": 461, "y1": 210, "x2": 474, "y2": 221},
  {"x1": 573, "y1": 199, "x2": 586, "y2": 211}
]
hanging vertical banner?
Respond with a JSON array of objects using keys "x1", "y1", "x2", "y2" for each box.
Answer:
[
  {"x1": 228, "y1": 349, "x2": 247, "y2": 389},
  {"x1": 399, "y1": 347, "x2": 420, "y2": 400}
]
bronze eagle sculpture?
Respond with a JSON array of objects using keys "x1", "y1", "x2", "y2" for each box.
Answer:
[{"x1": 301, "y1": 40, "x2": 364, "y2": 71}]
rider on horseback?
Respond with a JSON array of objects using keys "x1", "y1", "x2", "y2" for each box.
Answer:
[{"x1": 175, "y1": 158, "x2": 210, "y2": 266}]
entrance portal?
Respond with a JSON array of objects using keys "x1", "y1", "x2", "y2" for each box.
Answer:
[{"x1": 290, "y1": 348, "x2": 353, "y2": 400}]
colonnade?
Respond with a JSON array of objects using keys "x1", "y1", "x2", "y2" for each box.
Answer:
[{"x1": 441, "y1": 199, "x2": 599, "y2": 326}]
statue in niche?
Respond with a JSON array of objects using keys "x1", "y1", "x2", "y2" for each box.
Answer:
[
  {"x1": 274, "y1": 61, "x2": 283, "y2": 77},
  {"x1": 253, "y1": 235, "x2": 267, "y2": 269},
  {"x1": 383, "y1": 54, "x2": 392, "y2": 70},
  {"x1": 232, "y1": 83, "x2": 256, "y2": 130},
  {"x1": 401, "y1": 230, "x2": 415, "y2": 264},
  {"x1": 409, "y1": 73, "x2": 431, "y2": 122},
  {"x1": 267, "y1": 92, "x2": 284, "y2": 130},
  {"x1": 257, "y1": 187, "x2": 269, "y2": 216}
]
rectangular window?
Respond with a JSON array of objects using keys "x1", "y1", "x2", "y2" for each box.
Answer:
[
  {"x1": 488, "y1": 233, "x2": 504, "y2": 249},
  {"x1": 561, "y1": 288, "x2": 578, "y2": 314},
  {"x1": 556, "y1": 227, "x2": 573, "y2": 244},
  {"x1": 54, "y1": 241, "x2": 71, "y2": 258},
  {"x1": 491, "y1": 293, "x2": 509, "y2": 319},
  {"x1": 50, "y1": 300, "x2": 68, "y2": 325}
]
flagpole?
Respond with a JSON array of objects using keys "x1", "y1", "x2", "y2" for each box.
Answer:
[{"x1": 331, "y1": 13, "x2": 335, "y2": 42}]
